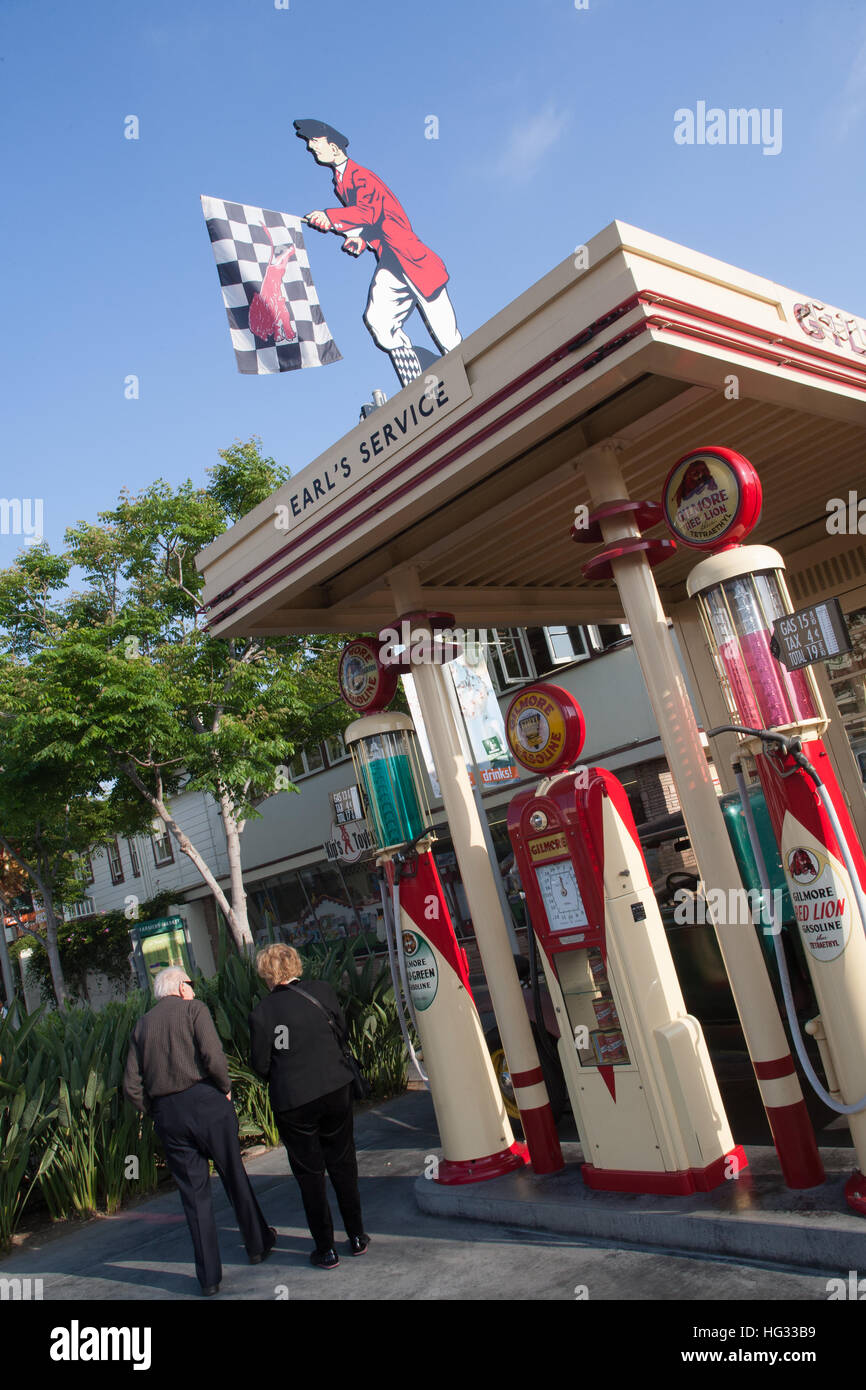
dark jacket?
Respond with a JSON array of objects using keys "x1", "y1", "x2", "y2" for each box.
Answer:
[
  {"x1": 124, "y1": 997, "x2": 231, "y2": 1114},
  {"x1": 249, "y1": 979, "x2": 354, "y2": 1112}
]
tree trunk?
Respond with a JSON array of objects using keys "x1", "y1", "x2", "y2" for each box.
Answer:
[
  {"x1": 219, "y1": 794, "x2": 254, "y2": 955},
  {"x1": 43, "y1": 920, "x2": 69, "y2": 1012},
  {"x1": 0, "y1": 912, "x2": 14, "y2": 1008},
  {"x1": 121, "y1": 766, "x2": 253, "y2": 955}
]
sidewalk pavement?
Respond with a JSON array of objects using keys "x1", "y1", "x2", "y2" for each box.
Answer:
[
  {"x1": 0, "y1": 1088, "x2": 856, "y2": 1301},
  {"x1": 418, "y1": 1141, "x2": 866, "y2": 1273}
]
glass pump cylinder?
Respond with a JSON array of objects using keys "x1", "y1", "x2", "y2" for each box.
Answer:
[
  {"x1": 344, "y1": 712, "x2": 434, "y2": 853},
  {"x1": 686, "y1": 545, "x2": 825, "y2": 737}
]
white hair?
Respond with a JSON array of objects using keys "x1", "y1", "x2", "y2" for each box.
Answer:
[{"x1": 153, "y1": 966, "x2": 188, "y2": 999}]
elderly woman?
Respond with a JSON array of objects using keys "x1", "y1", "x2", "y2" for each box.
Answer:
[{"x1": 249, "y1": 944, "x2": 369, "y2": 1270}]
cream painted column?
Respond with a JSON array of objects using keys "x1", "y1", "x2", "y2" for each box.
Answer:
[
  {"x1": 387, "y1": 568, "x2": 564, "y2": 1174},
  {"x1": 669, "y1": 599, "x2": 741, "y2": 797},
  {"x1": 577, "y1": 442, "x2": 824, "y2": 1189}
]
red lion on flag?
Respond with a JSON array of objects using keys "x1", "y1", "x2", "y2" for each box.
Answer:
[{"x1": 248, "y1": 224, "x2": 297, "y2": 345}]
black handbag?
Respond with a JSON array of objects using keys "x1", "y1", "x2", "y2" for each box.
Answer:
[{"x1": 291, "y1": 985, "x2": 372, "y2": 1101}]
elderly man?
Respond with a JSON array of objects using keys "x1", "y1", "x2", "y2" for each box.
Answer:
[{"x1": 124, "y1": 965, "x2": 275, "y2": 1296}]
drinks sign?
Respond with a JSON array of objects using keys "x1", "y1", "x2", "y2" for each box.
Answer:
[{"x1": 662, "y1": 446, "x2": 762, "y2": 552}]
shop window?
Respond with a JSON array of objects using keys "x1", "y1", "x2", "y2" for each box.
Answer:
[
  {"x1": 152, "y1": 827, "x2": 175, "y2": 867},
  {"x1": 541, "y1": 625, "x2": 593, "y2": 666},
  {"x1": 324, "y1": 732, "x2": 351, "y2": 766},
  {"x1": 618, "y1": 775, "x2": 647, "y2": 826},
  {"x1": 107, "y1": 838, "x2": 124, "y2": 885},
  {"x1": 488, "y1": 625, "x2": 601, "y2": 692},
  {"x1": 488, "y1": 628, "x2": 534, "y2": 689},
  {"x1": 591, "y1": 623, "x2": 631, "y2": 651},
  {"x1": 289, "y1": 744, "x2": 326, "y2": 780}
]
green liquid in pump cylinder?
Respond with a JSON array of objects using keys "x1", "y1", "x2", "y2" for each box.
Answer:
[{"x1": 364, "y1": 752, "x2": 425, "y2": 848}]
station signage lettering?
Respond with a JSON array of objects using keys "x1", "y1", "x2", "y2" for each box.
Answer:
[
  {"x1": 273, "y1": 357, "x2": 472, "y2": 534},
  {"x1": 793, "y1": 301, "x2": 866, "y2": 358},
  {"x1": 784, "y1": 843, "x2": 853, "y2": 962}
]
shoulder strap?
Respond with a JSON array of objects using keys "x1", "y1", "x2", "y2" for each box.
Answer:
[{"x1": 291, "y1": 984, "x2": 340, "y2": 1036}]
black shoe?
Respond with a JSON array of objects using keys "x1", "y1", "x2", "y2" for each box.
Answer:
[
  {"x1": 310, "y1": 1248, "x2": 340, "y2": 1270},
  {"x1": 200, "y1": 1283, "x2": 220, "y2": 1297},
  {"x1": 348, "y1": 1234, "x2": 370, "y2": 1256},
  {"x1": 249, "y1": 1226, "x2": 277, "y2": 1265}
]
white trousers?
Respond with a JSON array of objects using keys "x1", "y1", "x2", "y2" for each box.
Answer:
[{"x1": 363, "y1": 248, "x2": 461, "y2": 355}]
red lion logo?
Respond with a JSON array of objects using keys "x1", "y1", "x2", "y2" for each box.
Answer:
[
  {"x1": 789, "y1": 848, "x2": 818, "y2": 880},
  {"x1": 675, "y1": 458, "x2": 716, "y2": 507},
  {"x1": 248, "y1": 224, "x2": 297, "y2": 345}
]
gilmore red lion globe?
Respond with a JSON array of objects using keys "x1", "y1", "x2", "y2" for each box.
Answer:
[{"x1": 662, "y1": 446, "x2": 762, "y2": 552}]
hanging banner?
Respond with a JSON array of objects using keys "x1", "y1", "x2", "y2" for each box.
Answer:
[
  {"x1": 402, "y1": 673, "x2": 441, "y2": 800},
  {"x1": 448, "y1": 646, "x2": 520, "y2": 788},
  {"x1": 402, "y1": 646, "x2": 519, "y2": 797},
  {"x1": 201, "y1": 196, "x2": 342, "y2": 374}
]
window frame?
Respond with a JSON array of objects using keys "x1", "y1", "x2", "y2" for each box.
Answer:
[
  {"x1": 107, "y1": 837, "x2": 125, "y2": 886},
  {"x1": 127, "y1": 838, "x2": 141, "y2": 878},
  {"x1": 324, "y1": 732, "x2": 351, "y2": 766},
  {"x1": 488, "y1": 628, "x2": 536, "y2": 693},
  {"x1": 151, "y1": 827, "x2": 175, "y2": 868},
  {"x1": 289, "y1": 743, "x2": 327, "y2": 780}
]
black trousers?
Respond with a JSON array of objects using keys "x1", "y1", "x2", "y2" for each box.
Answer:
[
  {"x1": 151, "y1": 1082, "x2": 272, "y2": 1288},
  {"x1": 275, "y1": 1083, "x2": 364, "y2": 1252}
]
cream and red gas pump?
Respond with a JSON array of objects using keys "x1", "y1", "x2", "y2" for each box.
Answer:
[
  {"x1": 338, "y1": 638, "x2": 532, "y2": 1184},
  {"x1": 666, "y1": 445, "x2": 866, "y2": 1215},
  {"x1": 505, "y1": 682, "x2": 745, "y2": 1193}
]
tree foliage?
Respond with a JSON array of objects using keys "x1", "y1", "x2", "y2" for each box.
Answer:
[{"x1": 0, "y1": 438, "x2": 351, "y2": 969}]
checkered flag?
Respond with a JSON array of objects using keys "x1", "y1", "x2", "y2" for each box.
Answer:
[{"x1": 201, "y1": 195, "x2": 342, "y2": 374}]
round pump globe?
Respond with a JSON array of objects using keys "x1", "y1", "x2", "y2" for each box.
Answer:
[{"x1": 344, "y1": 712, "x2": 433, "y2": 853}]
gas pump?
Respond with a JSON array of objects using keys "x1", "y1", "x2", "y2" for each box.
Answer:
[
  {"x1": 667, "y1": 446, "x2": 866, "y2": 1215},
  {"x1": 506, "y1": 683, "x2": 744, "y2": 1193},
  {"x1": 338, "y1": 638, "x2": 530, "y2": 1183}
]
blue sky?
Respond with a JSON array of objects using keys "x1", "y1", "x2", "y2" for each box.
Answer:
[{"x1": 3, "y1": 0, "x2": 865, "y2": 558}]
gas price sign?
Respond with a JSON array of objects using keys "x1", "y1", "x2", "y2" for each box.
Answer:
[{"x1": 770, "y1": 598, "x2": 852, "y2": 671}]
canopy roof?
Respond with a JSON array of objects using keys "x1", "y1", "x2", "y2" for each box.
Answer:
[{"x1": 197, "y1": 221, "x2": 866, "y2": 635}]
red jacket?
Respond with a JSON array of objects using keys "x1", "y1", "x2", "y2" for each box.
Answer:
[{"x1": 325, "y1": 159, "x2": 449, "y2": 299}]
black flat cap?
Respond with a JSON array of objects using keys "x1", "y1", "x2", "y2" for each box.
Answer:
[{"x1": 293, "y1": 118, "x2": 349, "y2": 148}]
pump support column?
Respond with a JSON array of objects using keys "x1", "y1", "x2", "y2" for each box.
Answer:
[
  {"x1": 577, "y1": 442, "x2": 823, "y2": 1190},
  {"x1": 387, "y1": 568, "x2": 564, "y2": 1174}
]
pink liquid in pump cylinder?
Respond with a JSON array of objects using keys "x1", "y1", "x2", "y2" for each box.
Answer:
[{"x1": 708, "y1": 576, "x2": 818, "y2": 730}]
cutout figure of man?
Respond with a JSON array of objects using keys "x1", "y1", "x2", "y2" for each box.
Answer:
[{"x1": 294, "y1": 118, "x2": 461, "y2": 387}]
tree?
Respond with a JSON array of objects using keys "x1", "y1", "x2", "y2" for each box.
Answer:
[
  {"x1": 0, "y1": 669, "x2": 149, "y2": 1010},
  {"x1": 0, "y1": 439, "x2": 350, "y2": 956}
]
